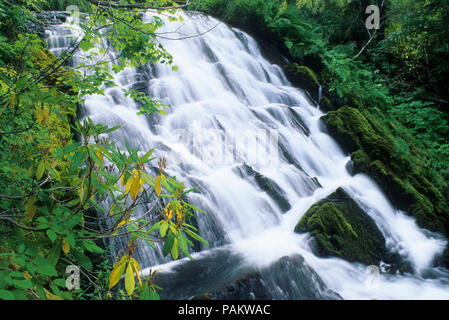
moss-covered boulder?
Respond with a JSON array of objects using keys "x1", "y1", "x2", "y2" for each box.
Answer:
[
  {"x1": 295, "y1": 188, "x2": 389, "y2": 266},
  {"x1": 286, "y1": 63, "x2": 321, "y2": 101},
  {"x1": 319, "y1": 96, "x2": 335, "y2": 112},
  {"x1": 322, "y1": 106, "x2": 449, "y2": 239},
  {"x1": 323, "y1": 106, "x2": 396, "y2": 161}
]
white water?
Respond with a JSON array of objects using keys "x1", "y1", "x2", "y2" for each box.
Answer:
[{"x1": 45, "y1": 11, "x2": 449, "y2": 299}]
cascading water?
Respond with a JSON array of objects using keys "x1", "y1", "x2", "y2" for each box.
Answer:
[{"x1": 44, "y1": 11, "x2": 449, "y2": 299}]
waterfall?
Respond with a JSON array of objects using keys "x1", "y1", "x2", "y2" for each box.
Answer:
[{"x1": 44, "y1": 11, "x2": 449, "y2": 300}]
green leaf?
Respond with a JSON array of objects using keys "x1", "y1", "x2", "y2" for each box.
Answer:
[
  {"x1": 162, "y1": 232, "x2": 175, "y2": 257},
  {"x1": 72, "y1": 250, "x2": 92, "y2": 271},
  {"x1": 178, "y1": 232, "x2": 192, "y2": 259},
  {"x1": 82, "y1": 239, "x2": 104, "y2": 254},
  {"x1": 0, "y1": 290, "x2": 14, "y2": 300},
  {"x1": 34, "y1": 257, "x2": 58, "y2": 276},
  {"x1": 147, "y1": 220, "x2": 164, "y2": 233},
  {"x1": 12, "y1": 279, "x2": 33, "y2": 289},
  {"x1": 47, "y1": 243, "x2": 61, "y2": 266},
  {"x1": 36, "y1": 161, "x2": 45, "y2": 180},
  {"x1": 159, "y1": 220, "x2": 168, "y2": 238},
  {"x1": 184, "y1": 228, "x2": 209, "y2": 246},
  {"x1": 46, "y1": 229, "x2": 57, "y2": 243},
  {"x1": 171, "y1": 238, "x2": 179, "y2": 260}
]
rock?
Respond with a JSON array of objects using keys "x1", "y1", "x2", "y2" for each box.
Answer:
[
  {"x1": 286, "y1": 63, "x2": 321, "y2": 101},
  {"x1": 35, "y1": 11, "x2": 69, "y2": 26},
  {"x1": 322, "y1": 106, "x2": 449, "y2": 239},
  {"x1": 434, "y1": 245, "x2": 449, "y2": 269},
  {"x1": 235, "y1": 164, "x2": 291, "y2": 212},
  {"x1": 204, "y1": 254, "x2": 342, "y2": 300},
  {"x1": 295, "y1": 188, "x2": 391, "y2": 266},
  {"x1": 319, "y1": 96, "x2": 335, "y2": 112},
  {"x1": 323, "y1": 106, "x2": 394, "y2": 159}
]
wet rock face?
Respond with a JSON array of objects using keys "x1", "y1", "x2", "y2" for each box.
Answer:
[
  {"x1": 295, "y1": 188, "x2": 405, "y2": 269},
  {"x1": 37, "y1": 11, "x2": 69, "y2": 25},
  {"x1": 286, "y1": 63, "x2": 321, "y2": 102},
  {"x1": 209, "y1": 254, "x2": 342, "y2": 300},
  {"x1": 235, "y1": 163, "x2": 291, "y2": 213},
  {"x1": 153, "y1": 248, "x2": 341, "y2": 300},
  {"x1": 322, "y1": 106, "x2": 449, "y2": 267},
  {"x1": 188, "y1": 253, "x2": 341, "y2": 300},
  {"x1": 29, "y1": 11, "x2": 69, "y2": 38}
]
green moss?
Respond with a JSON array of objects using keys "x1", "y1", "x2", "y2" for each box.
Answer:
[
  {"x1": 325, "y1": 106, "x2": 394, "y2": 160},
  {"x1": 350, "y1": 151, "x2": 448, "y2": 235},
  {"x1": 291, "y1": 64, "x2": 320, "y2": 87},
  {"x1": 324, "y1": 106, "x2": 449, "y2": 238},
  {"x1": 286, "y1": 63, "x2": 321, "y2": 100},
  {"x1": 318, "y1": 96, "x2": 335, "y2": 112},
  {"x1": 295, "y1": 188, "x2": 388, "y2": 266}
]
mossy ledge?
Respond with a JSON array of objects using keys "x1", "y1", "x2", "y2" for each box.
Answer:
[
  {"x1": 286, "y1": 63, "x2": 321, "y2": 101},
  {"x1": 295, "y1": 188, "x2": 408, "y2": 271},
  {"x1": 321, "y1": 106, "x2": 449, "y2": 267}
]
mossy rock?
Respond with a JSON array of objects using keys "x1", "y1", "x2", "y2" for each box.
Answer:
[
  {"x1": 31, "y1": 47, "x2": 74, "y2": 93},
  {"x1": 319, "y1": 96, "x2": 335, "y2": 112},
  {"x1": 286, "y1": 63, "x2": 321, "y2": 101},
  {"x1": 323, "y1": 106, "x2": 395, "y2": 161},
  {"x1": 295, "y1": 188, "x2": 388, "y2": 266},
  {"x1": 323, "y1": 106, "x2": 449, "y2": 239},
  {"x1": 351, "y1": 150, "x2": 448, "y2": 235}
]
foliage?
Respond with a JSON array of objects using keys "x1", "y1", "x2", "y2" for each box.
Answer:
[{"x1": 0, "y1": 0, "x2": 207, "y2": 300}]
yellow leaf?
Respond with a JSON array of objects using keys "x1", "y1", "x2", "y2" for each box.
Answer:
[
  {"x1": 130, "y1": 258, "x2": 142, "y2": 287},
  {"x1": 35, "y1": 107, "x2": 50, "y2": 126},
  {"x1": 25, "y1": 195, "x2": 37, "y2": 222},
  {"x1": 155, "y1": 174, "x2": 162, "y2": 197},
  {"x1": 23, "y1": 271, "x2": 32, "y2": 280},
  {"x1": 62, "y1": 238, "x2": 70, "y2": 254},
  {"x1": 117, "y1": 219, "x2": 128, "y2": 228},
  {"x1": 120, "y1": 171, "x2": 127, "y2": 187},
  {"x1": 79, "y1": 177, "x2": 85, "y2": 202},
  {"x1": 124, "y1": 175, "x2": 134, "y2": 195},
  {"x1": 9, "y1": 94, "x2": 15, "y2": 109},
  {"x1": 129, "y1": 172, "x2": 141, "y2": 200},
  {"x1": 109, "y1": 204, "x2": 115, "y2": 216},
  {"x1": 125, "y1": 262, "x2": 135, "y2": 296},
  {"x1": 109, "y1": 255, "x2": 128, "y2": 289},
  {"x1": 96, "y1": 151, "x2": 104, "y2": 165},
  {"x1": 44, "y1": 288, "x2": 62, "y2": 300}
]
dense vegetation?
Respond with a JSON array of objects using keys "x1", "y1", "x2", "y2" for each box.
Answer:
[
  {"x1": 1, "y1": 0, "x2": 448, "y2": 300},
  {"x1": 0, "y1": 0, "x2": 207, "y2": 300},
  {"x1": 191, "y1": 0, "x2": 449, "y2": 267}
]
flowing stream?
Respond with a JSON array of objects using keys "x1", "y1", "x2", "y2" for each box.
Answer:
[{"x1": 44, "y1": 11, "x2": 449, "y2": 299}]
